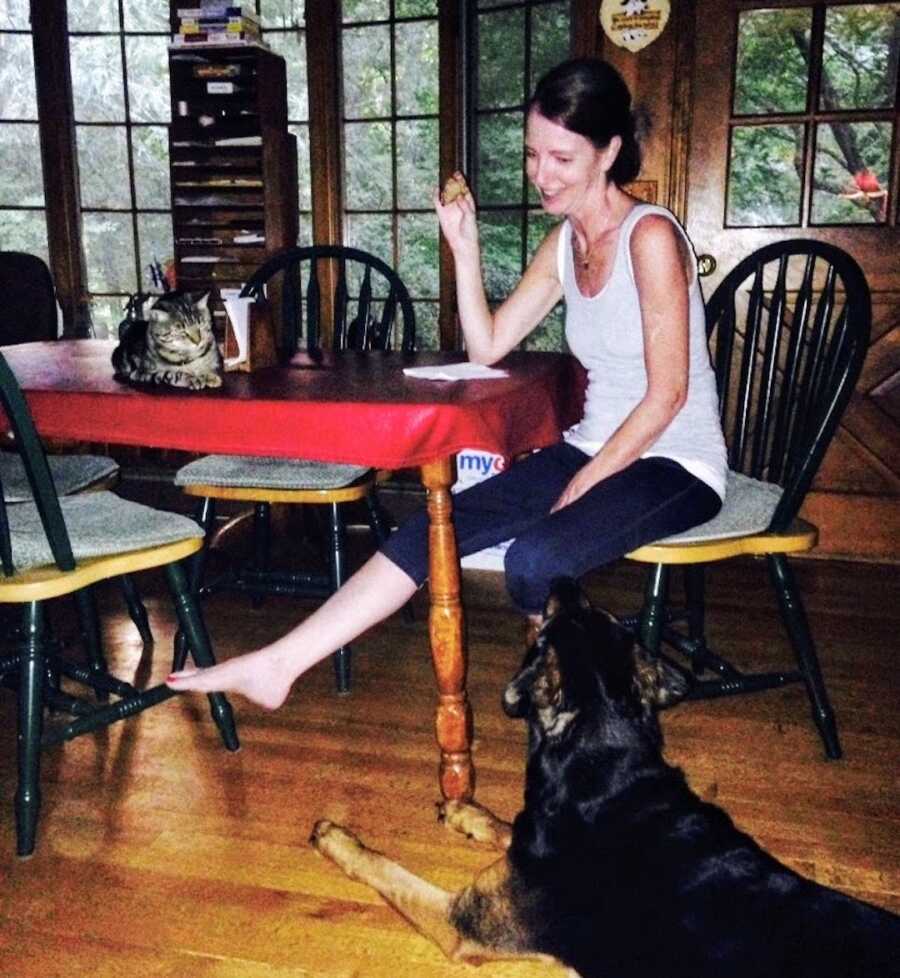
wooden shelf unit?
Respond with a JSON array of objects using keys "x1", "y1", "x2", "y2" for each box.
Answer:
[{"x1": 168, "y1": 45, "x2": 298, "y2": 335}]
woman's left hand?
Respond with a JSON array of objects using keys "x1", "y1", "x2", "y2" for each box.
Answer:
[{"x1": 551, "y1": 464, "x2": 602, "y2": 512}]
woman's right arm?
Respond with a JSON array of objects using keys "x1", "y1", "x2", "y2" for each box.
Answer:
[{"x1": 435, "y1": 182, "x2": 563, "y2": 365}]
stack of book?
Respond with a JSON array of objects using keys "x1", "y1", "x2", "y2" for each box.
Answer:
[{"x1": 172, "y1": 3, "x2": 263, "y2": 46}]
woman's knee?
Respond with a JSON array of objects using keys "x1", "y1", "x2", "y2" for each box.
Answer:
[{"x1": 503, "y1": 536, "x2": 565, "y2": 613}]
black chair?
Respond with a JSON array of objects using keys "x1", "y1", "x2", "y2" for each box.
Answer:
[
  {"x1": 625, "y1": 240, "x2": 871, "y2": 760},
  {"x1": 0, "y1": 251, "x2": 153, "y2": 648},
  {"x1": 175, "y1": 245, "x2": 416, "y2": 693},
  {"x1": 0, "y1": 348, "x2": 239, "y2": 856}
]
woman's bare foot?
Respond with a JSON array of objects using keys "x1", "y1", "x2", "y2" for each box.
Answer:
[{"x1": 166, "y1": 648, "x2": 293, "y2": 710}]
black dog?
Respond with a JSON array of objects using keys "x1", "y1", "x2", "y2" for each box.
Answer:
[{"x1": 312, "y1": 578, "x2": 900, "y2": 977}]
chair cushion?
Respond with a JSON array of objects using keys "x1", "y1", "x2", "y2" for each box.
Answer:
[
  {"x1": 174, "y1": 454, "x2": 371, "y2": 491},
  {"x1": 1, "y1": 452, "x2": 119, "y2": 502},
  {"x1": 654, "y1": 471, "x2": 784, "y2": 545},
  {"x1": 7, "y1": 491, "x2": 204, "y2": 571}
]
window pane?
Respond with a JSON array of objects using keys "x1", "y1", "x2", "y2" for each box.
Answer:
[
  {"x1": 0, "y1": 34, "x2": 37, "y2": 119},
  {"x1": 123, "y1": 0, "x2": 169, "y2": 32},
  {"x1": 733, "y1": 7, "x2": 811, "y2": 115},
  {"x1": 523, "y1": 304, "x2": 564, "y2": 352},
  {"x1": 1, "y1": 0, "x2": 31, "y2": 30},
  {"x1": 289, "y1": 123, "x2": 312, "y2": 210},
  {"x1": 396, "y1": 0, "x2": 438, "y2": 16},
  {"x1": 260, "y1": 1, "x2": 305, "y2": 29},
  {"x1": 413, "y1": 300, "x2": 439, "y2": 350},
  {"x1": 821, "y1": 4, "x2": 900, "y2": 111},
  {"x1": 480, "y1": 210, "x2": 523, "y2": 301},
  {"x1": 397, "y1": 118, "x2": 438, "y2": 209},
  {"x1": 0, "y1": 123, "x2": 44, "y2": 205},
  {"x1": 77, "y1": 126, "x2": 131, "y2": 208},
  {"x1": 531, "y1": 2, "x2": 570, "y2": 89},
  {"x1": 133, "y1": 125, "x2": 170, "y2": 209},
  {"x1": 266, "y1": 31, "x2": 309, "y2": 121},
  {"x1": 137, "y1": 212, "x2": 174, "y2": 285},
  {"x1": 71, "y1": 36, "x2": 125, "y2": 122},
  {"x1": 345, "y1": 121, "x2": 393, "y2": 209},
  {"x1": 89, "y1": 296, "x2": 126, "y2": 340},
  {"x1": 343, "y1": 0, "x2": 390, "y2": 21},
  {"x1": 811, "y1": 121, "x2": 891, "y2": 224},
  {"x1": 83, "y1": 212, "x2": 136, "y2": 293},
  {"x1": 68, "y1": 0, "x2": 119, "y2": 31},
  {"x1": 343, "y1": 25, "x2": 391, "y2": 118},
  {"x1": 479, "y1": 9, "x2": 525, "y2": 109},
  {"x1": 344, "y1": 212, "x2": 393, "y2": 266},
  {"x1": 0, "y1": 209, "x2": 48, "y2": 261},
  {"x1": 126, "y1": 36, "x2": 170, "y2": 123},
  {"x1": 727, "y1": 124, "x2": 804, "y2": 226},
  {"x1": 397, "y1": 213, "x2": 439, "y2": 297},
  {"x1": 395, "y1": 20, "x2": 438, "y2": 115},
  {"x1": 478, "y1": 112, "x2": 523, "y2": 205}
]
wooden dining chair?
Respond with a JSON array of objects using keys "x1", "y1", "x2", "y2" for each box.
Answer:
[
  {"x1": 0, "y1": 250, "x2": 153, "y2": 647},
  {"x1": 175, "y1": 245, "x2": 416, "y2": 693},
  {"x1": 624, "y1": 240, "x2": 871, "y2": 760},
  {"x1": 0, "y1": 348, "x2": 239, "y2": 857}
]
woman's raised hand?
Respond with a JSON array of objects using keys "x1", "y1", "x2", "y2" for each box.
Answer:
[{"x1": 435, "y1": 172, "x2": 479, "y2": 257}]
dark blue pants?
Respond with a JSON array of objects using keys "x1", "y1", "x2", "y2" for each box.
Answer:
[{"x1": 381, "y1": 442, "x2": 722, "y2": 613}]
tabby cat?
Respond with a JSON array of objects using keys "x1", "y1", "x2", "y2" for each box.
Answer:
[{"x1": 112, "y1": 291, "x2": 223, "y2": 389}]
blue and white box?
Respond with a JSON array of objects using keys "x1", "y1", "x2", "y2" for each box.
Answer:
[{"x1": 453, "y1": 448, "x2": 511, "y2": 571}]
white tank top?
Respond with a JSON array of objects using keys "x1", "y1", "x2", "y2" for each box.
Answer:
[{"x1": 557, "y1": 203, "x2": 727, "y2": 500}]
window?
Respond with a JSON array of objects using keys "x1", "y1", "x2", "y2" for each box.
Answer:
[
  {"x1": 259, "y1": 0, "x2": 312, "y2": 241},
  {"x1": 0, "y1": 1, "x2": 48, "y2": 260},
  {"x1": 68, "y1": 0, "x2": 172, "y2": 336},
  {"x1": 471, "y1": 0, "x2": 572, "y2": 350},
  {"x1": 727, "y1": 3, "x2": 899, "y2": 228},
  {"x1": 340, "y1": 0, "x2": 441, "y2": 349}
]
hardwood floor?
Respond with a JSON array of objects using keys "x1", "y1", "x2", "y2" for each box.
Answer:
[{"x1": 0, "y1": 552, "x2": 897, "y2": 977}]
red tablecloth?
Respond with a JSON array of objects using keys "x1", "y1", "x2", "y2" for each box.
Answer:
[{"x1": 3, "y1": 341, "x2": 585, "y2": 468}]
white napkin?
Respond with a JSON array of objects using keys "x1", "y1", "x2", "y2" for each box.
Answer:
[{"x1": 403, "y1": 362, "x2": 509, "y2": 381}]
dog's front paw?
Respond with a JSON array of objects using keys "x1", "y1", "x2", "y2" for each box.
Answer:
[
  {"x1": 310, "y1": 820, "x2": 366, "y2": 869},
  {"x1": 437, "y1": 800, "x2": 511, "y2": 849}
]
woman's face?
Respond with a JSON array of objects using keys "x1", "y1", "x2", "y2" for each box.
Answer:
[{"x1": 524, "y1": 109, "x2": 620, "y2": 217}]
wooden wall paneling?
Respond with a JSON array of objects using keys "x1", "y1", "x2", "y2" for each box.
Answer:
[
  {"x1": 571, "y1": 0, "x2": 602, "y2": 58},
  {"x1": 30, "y1": 0, "x2": 89, "y2": 338}
]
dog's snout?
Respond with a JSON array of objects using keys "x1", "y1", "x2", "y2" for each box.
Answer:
[{"x1": 502, "y1": 682, "x2": 527, "y2": 718}]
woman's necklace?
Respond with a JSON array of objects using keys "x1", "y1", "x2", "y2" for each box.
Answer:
[
  {"x1": 572, "y1": 235, "x2": 597, "y2": 269},
  {"x1": 572, "y1": 232, "x2": 600, "y2": 269}
]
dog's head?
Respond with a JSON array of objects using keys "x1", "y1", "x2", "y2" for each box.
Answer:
[{"x1": 502, "y1": 578, "x2": 688, "y2": 741}]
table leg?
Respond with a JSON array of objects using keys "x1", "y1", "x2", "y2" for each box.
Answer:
[{"x1": 420, "y1": 457, "x2": 474, "y2": 801}]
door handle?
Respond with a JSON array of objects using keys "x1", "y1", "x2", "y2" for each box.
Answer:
[{"x1": 697, "y1": 254, "x2": 717, "y2": 277}]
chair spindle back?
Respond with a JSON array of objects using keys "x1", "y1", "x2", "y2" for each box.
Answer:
[
  {"x1": 0, "y1": 353, "x2": 75, "y2": 575},
  {"x1": 705, "y1": 240, "x2": 870, "y2": 530},
  {"x1": 241, "y1": 245, "x2": 416, "y2": 358}
]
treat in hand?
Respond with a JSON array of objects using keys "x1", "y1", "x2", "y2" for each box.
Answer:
[{"x1": 441, "y1": 172, "x2": 471, "y2": 205}]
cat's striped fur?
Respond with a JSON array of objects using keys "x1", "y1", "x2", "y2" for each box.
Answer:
[{"x1": 112, "y1": 291, "x2": 222, "y2": 390}]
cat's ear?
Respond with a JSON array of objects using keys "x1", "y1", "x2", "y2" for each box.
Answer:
[{"x1": 195, "y1": 291, "x2": 211, "y2": 310}]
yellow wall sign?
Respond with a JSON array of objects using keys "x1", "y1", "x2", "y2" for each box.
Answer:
[{"x1": 600, "y1": 0, "x2": 670, "y2": 53}]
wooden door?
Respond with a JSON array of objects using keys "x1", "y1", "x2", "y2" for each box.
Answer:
[{"x1": 685, "y1": 0, "x2": 899, "y2": 561}]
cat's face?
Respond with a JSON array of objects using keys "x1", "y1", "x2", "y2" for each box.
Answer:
[{"x1": 147, "y1": 292, "x2": 214, "y2": 359}]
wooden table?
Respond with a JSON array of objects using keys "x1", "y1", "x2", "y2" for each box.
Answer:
[{"x1": 3, "y1": 340, "x2": 583, "y2": 800}]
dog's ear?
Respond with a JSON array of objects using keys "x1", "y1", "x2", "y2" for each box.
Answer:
[
  {"x1": 632, "y1": 646, "x2": 690, "y2": 711},
  {"x1": 543, "y1": 577, "x2": 592, "y2": 622}
]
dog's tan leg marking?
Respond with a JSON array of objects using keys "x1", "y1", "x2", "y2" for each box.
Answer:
[
  {"x1": 311, "y1": 820, "x2": 462, "y2": 957},
  {"x1": 437, "y1": 800, "x2": 513, "y2": 850}
]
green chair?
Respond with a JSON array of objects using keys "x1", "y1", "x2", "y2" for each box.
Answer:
[
  {"x1": 0, "y1": 349, "x2": 239, "y2": 857},
  {"x1": 626, "y1": 240, "x2": 871, "y2": 760},
  {"x1": 174, "y1": 245, "x2": 416, "y2": 693},
  {"x1": 0, "y1": 249, "x2": 152, "y2": 647}
]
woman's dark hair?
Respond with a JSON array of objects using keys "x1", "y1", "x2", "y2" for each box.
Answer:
[{"x1": 526, "y1": 58, "x2": 642, "y2": 186}]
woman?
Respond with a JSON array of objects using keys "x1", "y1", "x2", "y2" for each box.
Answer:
[{"x1": 167, "y1": 58, "x2": 726, "y2": 708}]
